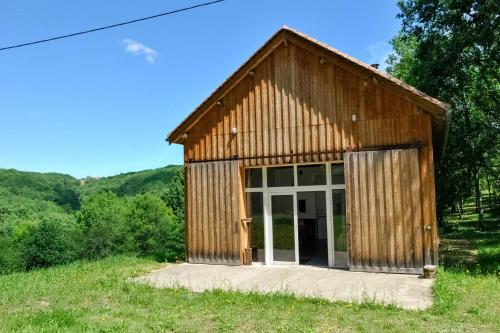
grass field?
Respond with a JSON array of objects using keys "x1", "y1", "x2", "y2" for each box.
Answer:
[{"x1": 0, "y1": 201, "x2": 498, "y2": 332}]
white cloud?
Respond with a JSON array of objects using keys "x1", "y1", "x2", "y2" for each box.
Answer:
[
  {"x1": 365, "y1": 42, "x2": 392, "y2": 71},
  {"x1": 122, "y1": 38, "x2": 158, "y2": 64}
]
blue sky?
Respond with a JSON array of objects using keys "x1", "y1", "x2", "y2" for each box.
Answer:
[{"x1": 0, "y1": 0, "x2": 400, "y2": 178}]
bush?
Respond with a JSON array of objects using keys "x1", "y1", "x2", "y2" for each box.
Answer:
[
  {"x1": 78, "y1": 191, "x2": 185, "y2": 262},
  {"x1": 161, "y1": 168, "x2": 184, "y2": 221},
  {"x1": 127, "y1": 194, "x2": 184, "y2": 262},
  {"x1": 0, "y1": 233, "x2": 23, "y2": 274},
  {"x1": 154, "y1": 213, "x2": 184, "y2": 262},
  {"x1": 78, "y1": 192, "x2": 129, "y2": 258},
  {"x1": 21, "y1": 213, "x2": 81, "y2": 269}
]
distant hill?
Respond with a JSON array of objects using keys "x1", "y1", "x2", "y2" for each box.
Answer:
[
  {"x1": 0, "y1": 166, "x2": 183, "y2": 212},
  {"x1": 78, "y1": 165, "x2": 182, "y2": 198},
  {"x1": 0, "y1": 169, "x2": 80, "y2": 210}
]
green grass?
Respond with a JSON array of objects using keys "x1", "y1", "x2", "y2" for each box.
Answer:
[
  {"x1": 440, "y1": 195, "x2": 500, "y2": 275},
  {"x1": 0, "y1": 255, "x2": 498, "y2": 332},
  {"x1": 1, "y1": 196, "x2": 498, "y2": 332}
]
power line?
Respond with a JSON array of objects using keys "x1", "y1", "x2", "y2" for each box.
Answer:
[{"x1": 0, "y1": 0, "x2": 225, "y2": 52}]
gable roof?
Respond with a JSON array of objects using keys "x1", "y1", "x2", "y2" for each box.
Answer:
[{"x1": 167, "y1": 26, "x2": 449, "y2": 148}]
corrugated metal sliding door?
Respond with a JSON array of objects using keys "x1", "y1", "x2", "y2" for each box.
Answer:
[
  {"x1": 345, "y1": 149, "x2": 424, "y2": 274},
  {"x1": 185, "y1": 160, "x2": 241, "y2": 265}
]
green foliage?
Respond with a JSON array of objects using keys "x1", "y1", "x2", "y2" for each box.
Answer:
[
  {"x1": 0, "y1": 166, "x2": 185, "y2": 275},
  {"x1": 440, "y1": 193, "x2": 499, "y2": 275},
  {"x1": 78, "y1": 192, "x2": 129, "y2": 258},
  {"x1": 387, "y1": 0, "x2": 500, "y2": 223},
  {"x1": 0, "y1": 169, "x2": 80, "y2": 210},
  {"x1": 80, "y1": 165, "x2": 180, "y2": 198},
  {"x1": 77, "y1": 191, "x2": 185, "y2": 262},
  {"x1": 21, "y1": 213, "x2": 81, "y2": 270},
  {"x1": 386, "y1": 33, "x2": 419, "y2": 85},
  {"x1": 161, "y1": 167, "x2": 184, "y2": 221},
  {"x1": 128, "y1": 194, "x2": 184, "y2": 261},
  {"x1": 0, "y1": 188, "x2": 78, "y2": 274},
  {"x1": 0, "y1": 232, "x2": 23, "y2": 274},
  {"x1": 0, "y1": 189, "x2": 69, "y2": 226}
]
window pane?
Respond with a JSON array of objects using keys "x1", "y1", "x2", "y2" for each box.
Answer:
[
  {"x1": 297, "y1": 164, "x2": 326, "y2": 186},
  {"x1": 271, "y1": 195, "x2": 295, "y2": 262},
  {"x1": 245, "y1": 192, "x2": 265, "y2": 262},
  {"x1": 267, "y1": 166, "x2": 294, "y2": 187},
  {"x1": 331, "y1": 164, "x2": 345, "y2": 184},
  {"x1": 332, "y1": 189, "x2": 347, "y2": 267},
  {"x1": 245, "y1": 168, "x2": 262, "y2": 188}
]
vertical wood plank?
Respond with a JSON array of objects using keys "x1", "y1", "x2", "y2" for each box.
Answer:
[
  {"x1": 358, "y1": 153, "x2": 369, "y2": 267},
  {"x1": 274, "y1": 47, "x2": 283, "y2": 164},
  {"x1": 214, "y1": 162, "x2": 220, "y2": 261},
  {"x1": 367, "y1": 151, "x2": 378, "y2": 267},
  {"x1": 202, "y1": 163, "x2": 209, "y2": 261},
  {"x1": 232, "y1": 161, "x2": 241, "y2": 261},
  {"x1": 207, "y1": 162, "x2": 214, "y2": 261},
  {"x1": 282, "y1": 44, "x2": 290, "y2": 159},
  {"x1": 186, "y1": 165, "x2": 192, "y2": 261},
  {"x1": 383, "y1": 152, "x2": 396, "y2": 267},
  {"x1": 289, "y1": 44, "x2": 297, "y2": 163},
  {"x1": 401, "y1": 150, "x2": 413, "y2": 268},
  {"x1": 344, "y1": 154, "x2": 353, "y2": 265},
  {"x1": 261, "y1": 60, "x2": 270, "y2": 165},
  {"x1": 222, "y1": 161, "x2": 228, "y2": 263},
  {"x1": 392, "y1": 150, "x2": 404, "y2": 268},
  {"x1": 410, "y1": 149, "x2": 423, "y2": 267},
  {"x1": 375, "y1": 152, "x2": 387, "y2": 267}
]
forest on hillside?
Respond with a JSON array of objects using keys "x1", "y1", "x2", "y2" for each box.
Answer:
[{"x1": 0, "y1": 166, "x2": 185, "y2": 274}]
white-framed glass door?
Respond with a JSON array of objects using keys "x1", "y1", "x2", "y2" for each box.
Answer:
[
  {"x1": 245, "y1": 163, "x2": 347, "y2": 267},
  {"x1": 267, "y1": 192, "x2": 299, "y2": 265}
]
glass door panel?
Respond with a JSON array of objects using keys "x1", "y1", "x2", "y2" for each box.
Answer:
[
  {"x1": 332, "y1": 189, "x2": 348, "y2": 267},
  {"x1": 271, "y1": 195, "x2": 296, "y2": 262},
  {"x1": 297, "y1": 191, "x2": 328, "y2": 266},
  {"x1": 245, "y1": 192, "x2": 265, "y2": 262}
]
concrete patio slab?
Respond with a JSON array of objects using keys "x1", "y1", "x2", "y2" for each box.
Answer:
[{"x1": 135, "y1": 263, "x2": 434, "y2": 310}]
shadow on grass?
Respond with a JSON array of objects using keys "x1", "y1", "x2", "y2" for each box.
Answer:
[{"x1": 440, "y1": 199, "x2": 500, "y2": 276}]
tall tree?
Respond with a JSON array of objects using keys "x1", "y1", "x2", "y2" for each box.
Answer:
[{"x1": 387, "y1": 0, "x2": 500, "y2": 226}]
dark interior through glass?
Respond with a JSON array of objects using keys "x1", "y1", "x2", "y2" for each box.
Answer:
[
  {"x1": 297, "y1": 164, "x2": 326, "y2": 186},
  {"x1": 267, "y1": 166, "x2": 294, "y2": 187},
  {"x1": 331, "y1": 164, "x2": 345, "y2": 184},
  {"x1": 298, "y1": 191, "x2": 328, "y2": 266},
  {"x1": 245, "y1": 168, "x2": 262, "y2": 188}
]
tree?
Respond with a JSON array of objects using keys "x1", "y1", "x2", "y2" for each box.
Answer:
[
  {"x1": 161, "y1": 167, "x2": 184, "y2": 222},
  {"x1": 21, "y1": 213, "x2": 81, "y2": 269},
  {"x1": 78, "y1": 192, "x2": 129, "y2": 258},
  {"x1": 127, "y1": 194, "x2": 184, "y2": 261},
  {"x1": 387, "y1": 0, "x2": 500, "y2": 226}
]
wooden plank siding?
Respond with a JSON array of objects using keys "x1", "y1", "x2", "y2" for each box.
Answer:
[
  {"x1": 184, "y1": 42, "x2": 433, "y2": 167},
  {"x1": 345, "y1": 149, "x2": 429, "y2": 274},
  {"x1": 185, "y1": 160, "x2": 242, "y2": 265},
  {"x1": 180, "y1": 37, "x2": 439, "y2": 270}
]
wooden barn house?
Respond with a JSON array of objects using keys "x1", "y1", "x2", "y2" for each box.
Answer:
[{"x1": 167, "y1": 27, "x2": 449, "y2": 274}]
